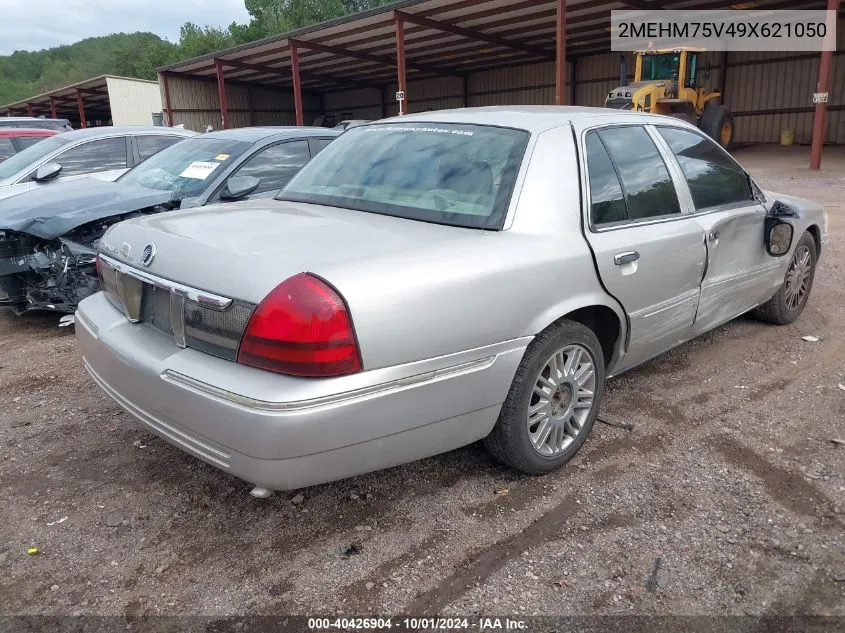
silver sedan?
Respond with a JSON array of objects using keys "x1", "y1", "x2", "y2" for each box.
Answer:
[{"x1": 75, "y1": 107, "x2": 828, "y2": 493}]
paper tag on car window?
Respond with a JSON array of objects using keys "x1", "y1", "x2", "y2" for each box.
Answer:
[
  {"x1": 179, "y1": 161, "x2": 219, "y2": 180},
  {"x1": 214, "y1": 154, "x2": 230, "y2": 161}
]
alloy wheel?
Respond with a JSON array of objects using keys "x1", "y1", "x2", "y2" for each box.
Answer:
[{"x1": 527, "y1": 344, "x2": 596, "y2": 457}]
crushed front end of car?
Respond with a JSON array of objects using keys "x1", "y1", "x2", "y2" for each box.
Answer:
[{"x1": 0, "y1": 230, "x2": 99, "y2": 313}]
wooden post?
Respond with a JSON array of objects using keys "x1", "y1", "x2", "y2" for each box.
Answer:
[
  {"x1": 809, "y1": 0, "x2": 839, "y2": 170},
  {"x1": 394, "y1": 12, "x2": 407, "y2": 115},
  {"x1": 76, "y1": 89, "x2": 86, "y2": 128},
  {"x1": 27, "y1": 103, "x2": 34, "y2": 117},
  {"x1": 290, "y1": 42, "x2": 304, "y2": 126},
  {"x1": 215, "y1": 59, "x2": 230, "y2": 129},
  {"x1": 162, "y1": 73, "x2": 174, "y2": 127},
  {"x1": 555, "y1": 0, "x2": 567, "y2": 105},
  {"x1": 49, "y1": 97, "x2": 57, "y2": 119}
]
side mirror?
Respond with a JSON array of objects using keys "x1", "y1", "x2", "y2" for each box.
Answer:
[
  {"x1": 221, "y1": 175, "x2": 260, "y2": 200},
  {"x1": 765, "y1": 218, "x2": 794, "y2": 257},
  {"x1": 34, "y1": 162, "x2": 62, "y2": 182}
]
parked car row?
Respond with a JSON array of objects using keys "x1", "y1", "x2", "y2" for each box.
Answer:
[
  {"x1": 0, "y1": 126, "x2": 196, "y2": 202},
  {"x1": 0, "y1": 126, "x2": 338, "y2": 313},
  {"x1": 0, "y1": 117, "x2": 74, "y2": 132},
  {"x1": 2, "y1": 107, "x2": 828, "y2": 495},
  {"x1": 0, "y1": 128, "x2": 57, "y2": 163}
]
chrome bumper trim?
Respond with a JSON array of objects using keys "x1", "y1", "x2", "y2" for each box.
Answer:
[{"x1": 162, "y1": 355, "x2": 497, "y2": 412}]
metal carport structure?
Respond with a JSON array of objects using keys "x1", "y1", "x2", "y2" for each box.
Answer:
[
  {"x1": 0, "y1": 75, "x2": 164, "y2": 129},
  {"x1": 157, "y1": 0, "x2": 843, "y2": 168}
]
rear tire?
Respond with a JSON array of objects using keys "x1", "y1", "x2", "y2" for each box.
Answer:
[
  {"x1": 484, "y1": 320, "x2": 606, "y2": 475},
  {"x1": 699, "y1": 104, "x2": 734, "y2": 148},
  {"x1": 753, "y1": 231, "x2": 817, "y2": 325}
]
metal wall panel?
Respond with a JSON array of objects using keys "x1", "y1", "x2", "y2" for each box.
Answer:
[
  {"x1": 158, "y1": 74, "x2": 320, "y2": 131},
  {"x1": 105, "y1": 78, "x2": 162, "y2": 126}
]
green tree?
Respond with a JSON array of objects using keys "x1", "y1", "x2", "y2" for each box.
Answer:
[{"x1": 0, "y1": 0, "x2": 398, "y2": 106}]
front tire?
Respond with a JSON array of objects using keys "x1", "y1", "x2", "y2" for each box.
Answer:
[
  {"x1": 753, "y1": 231, "x2": 817, "y2": 325},
  {"x1": 484, "y1": 320, "x2": 606, "y2": 475},
  {"x1": 699, "y1": 104, "x2": 734, "y2": 148}
]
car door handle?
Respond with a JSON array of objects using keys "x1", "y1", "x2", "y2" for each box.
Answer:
[{"x1": 613, "y1": 251, "x2": 640, "y2": 266}]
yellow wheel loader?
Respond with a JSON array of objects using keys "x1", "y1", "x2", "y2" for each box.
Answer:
[{"x1": 604, "y1": 48, "x2": 734, "y2": 148}]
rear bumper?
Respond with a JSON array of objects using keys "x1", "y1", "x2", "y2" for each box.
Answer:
[{"x1": 76, "y1": 292, "x2": 528, "y2": 490}]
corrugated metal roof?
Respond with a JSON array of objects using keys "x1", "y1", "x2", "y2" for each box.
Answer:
[
  {"x1": 157, "y1": 0, "x2": 834, "y2": 93},
  {"x1": 0, "y1": 75, "x2": 159, "y2": 117}
]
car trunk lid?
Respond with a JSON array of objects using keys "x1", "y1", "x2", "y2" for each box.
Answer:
[{"x1": 101, "y1": 198, "x2": 478, "y2": 304}]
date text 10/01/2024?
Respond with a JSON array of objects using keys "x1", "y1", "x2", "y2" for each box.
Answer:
[{"x1": 307, "y1": 618, "x2": 528, "y2": 630}]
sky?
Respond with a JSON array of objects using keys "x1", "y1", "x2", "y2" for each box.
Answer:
[{"x1": 0, "y1": 0, "x2": 252, "y2": 55}]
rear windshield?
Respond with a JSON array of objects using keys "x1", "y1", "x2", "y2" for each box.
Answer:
[
  {"x1": 278, "y1": 122, "x2": 530, "y2": 230},
  {"x1": 0, "y1": 135, "x2": 69, "y2": 180}
]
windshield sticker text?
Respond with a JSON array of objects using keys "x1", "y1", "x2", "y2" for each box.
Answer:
[
  {"x1": 179, "y1": 161, "x2": 220, "y2": 180},
  {"x1": 362, "y1": 126, "x2": 474, "y2": 136}
]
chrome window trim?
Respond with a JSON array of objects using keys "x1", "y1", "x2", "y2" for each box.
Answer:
[{"x1": 99, "y1": 254, "x2": 232, "y2": 310}]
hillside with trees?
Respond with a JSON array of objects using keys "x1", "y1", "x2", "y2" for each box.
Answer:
[{"x1": 0, "y1": 0, "x2": 393, "y2": 105}]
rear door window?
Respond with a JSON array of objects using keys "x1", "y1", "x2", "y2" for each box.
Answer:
[
  {"x1": 596, "y1": 126, "x2": 681, "y2": 221},
  {"x1": 0, "y1": 138, "x2": 16, "y2": 162},
  {"x1": 136, "y1": 135, "x2": 187, "y2": 161},
  {"x1": 231, "y1": 140, "x2": 311, "y2": 195},
  {"x1": 309, "y1": 137, "x2": 335, "y2": 156},
  {"x1": 657, "y1": 126, "x2": 752, "y2": 210},
  {"x1": 585, "y1": 132, "x2": 628, "y2": 226},
  {"x1": 16, "y1": 136, "x2": 49, "y2": 150},
  {"x1": 53, "y1": 137, "x2": 128, "y2": 176}
]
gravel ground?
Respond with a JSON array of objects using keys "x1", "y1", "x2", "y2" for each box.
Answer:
[{"x1": 0, "y1": 145, "x2": 843, "y2": 621}]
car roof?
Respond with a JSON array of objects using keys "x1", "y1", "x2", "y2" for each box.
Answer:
[
  {"x1": 54, "y1": 126, "x2": 197, "y2": 141},
  {"x1": 2, "y1": 117, "x2": 70, "y2": 124},
  {"x1": 375, "y1": 106, "x2": 687, "y2": 133},
  {"x1": 202, "y1": 126, "x2": 342, "y2": 142},
  {"x1": 0, "y1": 128, "x2": 57, "y2": 137}
]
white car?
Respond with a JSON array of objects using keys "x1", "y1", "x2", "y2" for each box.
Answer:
[{"x1": 0, "y1": 126, "x2": 195, "y2": 201}]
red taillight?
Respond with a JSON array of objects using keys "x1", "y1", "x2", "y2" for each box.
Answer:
[{"x1": 237, "y1": 273, "x2": 362, "y2": 377}]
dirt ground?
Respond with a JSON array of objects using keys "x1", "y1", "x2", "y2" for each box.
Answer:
[{"x1": 1, "y1": 145, "x2": 844, "y2": 623}]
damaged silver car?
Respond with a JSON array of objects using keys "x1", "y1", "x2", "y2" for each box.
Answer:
[{"x1": 0, "y1": 127, "x2": 339, "y2": 314}]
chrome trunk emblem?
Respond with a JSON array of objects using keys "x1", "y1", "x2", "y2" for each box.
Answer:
[{"x1": 141, "y1": 243, "x2": 157, "y2": 267}]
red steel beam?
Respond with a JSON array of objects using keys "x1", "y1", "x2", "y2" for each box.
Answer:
[
  {"x1": 215, "y1": 59, "x2": 230, "y2": 129},
  {"x1": 290, "y1": 41, "x2": 304, "y2": 126},
  {"x1": 220, "y1": 57, "x2": 371, "y2": 92},
  {"x1": 162, "y1": 73, "x2": 174, "y2": 126},
  {"x1": 810, "y1": 0, "x2": 839, "y2": 169},
  {"x1": 395, "y1": 12, "x2": 408, "y2": 115},
  {"x1": 555, "y1": 0, "x2": 567, "y2": 104},
  {"x1": 49, "y1": 97, "x2": 57, "y2": 119},
  {"x1": 395, "y1": 9, "x2": 553, "y2": 60},
  {"x1": 76, "y1": 89, "x2": 87, "y2": 128},
  {"x1": 290, "y1": 36, "x2": 459, "y2": 78}
]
